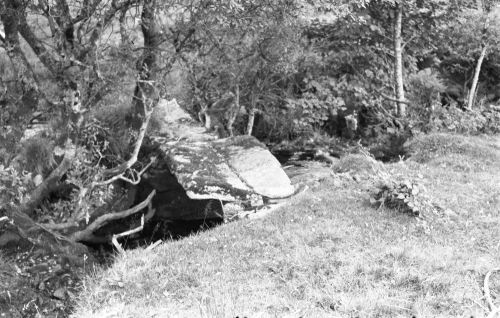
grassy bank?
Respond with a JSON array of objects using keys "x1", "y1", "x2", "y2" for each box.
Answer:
[{"x1": 73, "y1": 133, "x2": 500, "y2": 318}]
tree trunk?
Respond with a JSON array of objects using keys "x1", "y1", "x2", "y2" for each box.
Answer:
[
  {"x1": 246, "y1": 93, "x2": 256, "y2": 136},
  {"x1": 467, "y1": 45, "x2": 487, "y2": 110},
  {"x1": 18, "y1": 16, "x2": 61, "y2": 76},
  {"x1": 227, "y1": 84, "x2": 240, "y2": 136},
  {"x1": 119, "y1": 8, "x2": 131, "y2": 46},
  {"x1": 0, "y1": 0, "x2": 41, "y2": 110},
  {"x1": 393, "y1": 3, "x2": 406, "y2": 117},
  {"x1": 130, "y1": 0, "x2": 161, "y2": 128}
]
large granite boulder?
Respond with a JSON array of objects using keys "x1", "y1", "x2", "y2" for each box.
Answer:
[
  {"x1": 140, "y1": 136, "x2": 295, "y2": 221},
  {"x1": 161, "y1": 136, "x2": 295, "y2": 203}
]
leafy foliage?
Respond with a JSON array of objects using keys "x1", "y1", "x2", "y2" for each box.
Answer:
[
  {"x1": 370, "y1": 179, "x2": 434, "y2": 217},
  {"x1": 408, "y1": 69, "x2": 446, "y2": 108},
  {"x1": 0, "y1": 165, "x2": 29, "y2": 209},
  {"x1": 422, "y1": 105, "x2": 500, "y2": 134}
]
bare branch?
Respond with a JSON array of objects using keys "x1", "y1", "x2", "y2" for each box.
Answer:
[
  {"x1": 102, "y1": 107, "x2": 154, "y2": 178},
  {"x1": 94, "y1": 158, "x2": 155, "y2": 187},
  {"x1": 72, "y1": 0, "x2": 102, "y2": 25},
  {"x1": 85, "y1": 0, "x2": 141, "y2": 54},
  {"x1": 112, "y1": 216, "x2": 142, "y2": 252},
  {"x1": 112, "y1": 213, "x2": 146, "y2": 253},
  {"x1": 70, "y1": 190, "x2": 156, "y2": 242},
  {"x1": 485, "y1": 268, "x2": 500, "y2": 311},
  {"x1": 41, "y1": 221, "x2": 78, "y2": 231},
  {"x1": 146, "y1": 240, "x2": 162, "y2": 251},
  {"x1": 401, "y1": 34, "x2": 417, "y2": 50},
  {"x1": 377, "y1": 91, "x2": 411, "y2": 105},
  {"x1": 37, "y1": 0, "x2": 58, "y2": 36}
]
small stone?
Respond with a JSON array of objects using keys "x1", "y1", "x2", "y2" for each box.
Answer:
[
  {"x1": 53, "y1": 288, "x2": 67, "y2": 300},
  {"x1": 33, "y1": 174, "x2": 43, "y2": 186}
]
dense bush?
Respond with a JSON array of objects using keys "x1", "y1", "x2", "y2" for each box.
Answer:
[
  {"x1": 370, "y1": 179, "x2": 433, "y2": 217},
  {"x1": 21, "y1": 137, "x2": 56, "y2": 176},
  {"x1": 422, "y1": 106, "x2": 500, "y2": 135},
  {"x1": 408, "y1": 69, "x2": 446, "y2": 109}
]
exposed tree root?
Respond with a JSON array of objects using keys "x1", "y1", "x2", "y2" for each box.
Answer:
[
  {"x1": 71, "y1": 190, "x2": 156, "y2": 243},
  {"x1": 146, "y1": 240, "x2": 162, "y2": 251},
  {"x1": 111, "y1": 194, "x2": 156, "y2": 253}
]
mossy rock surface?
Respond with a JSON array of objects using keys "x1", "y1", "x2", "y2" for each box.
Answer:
[{"x1": 161, "y1": 136, "x2": 294, "y2": 203}]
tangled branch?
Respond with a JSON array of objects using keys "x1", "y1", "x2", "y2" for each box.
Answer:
[
  {"x1": 71, "y1": 190, "x2": 156, "y2": 243},
  {"x1": 484, "y1": 268, "x2": 500, "y2": 318}
]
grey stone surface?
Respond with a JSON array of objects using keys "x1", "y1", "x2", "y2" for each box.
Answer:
[{"x1": 160, "y1": 136, "x2": 294, "y2": 205}]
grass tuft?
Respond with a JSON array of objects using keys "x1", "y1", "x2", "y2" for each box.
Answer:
[{"x1": 333, "y1": 153, "x2": 385, "y2": 175}]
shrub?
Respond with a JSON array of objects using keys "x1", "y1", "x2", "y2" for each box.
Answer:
[
  {"x1": 408, "y1": 69, "x2": 446, "y2": 108},
  {"x1": 333, "y1": 153, "x2": 385, "y2": 175},
  {"x1": 416, "y1": 105, "x2": 500, "y2": 135},
  {"x1": 21, "y1": 137, "x2": 55, "y2": 175},
  {"x1": 370, "y1": 179, "x2": 433, "y2": 217},
  {"x1": 0, "y1": 164, "x2": 29, "y2": 208},
  {"x1": 368, "y1": 131, "x2": 411, "y2": 162},
  {"x1": 253, "y1": 107, "x2": 303, "y2": 142}
]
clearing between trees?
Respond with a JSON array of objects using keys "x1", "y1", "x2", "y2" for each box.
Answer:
[{"x1": 72, "y1": 133, "x2": 500, "y2": 318}]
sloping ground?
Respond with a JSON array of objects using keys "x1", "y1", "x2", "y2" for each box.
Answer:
[{"x1": 72, "y1": 133, "x2": 500, "y2": 318}]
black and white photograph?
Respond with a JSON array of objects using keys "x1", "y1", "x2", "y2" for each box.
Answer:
[{"x1": 1, "y1": 0, "x2": 500, "y2": 317}]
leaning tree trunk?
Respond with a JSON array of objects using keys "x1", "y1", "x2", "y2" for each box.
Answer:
[
  {"x1": 131, "y1": 0, "x2": 161, "y2": 128},
  {"x1": 393, "y1": 3, "x2": 406, "y2": 117},
  {"x1": 467, "y1": 46, "x2": 488, "y2": 110}
]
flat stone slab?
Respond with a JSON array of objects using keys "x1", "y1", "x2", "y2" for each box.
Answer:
[{"x1": 160, "y1": 136, "x2": 294, "y2": 202}]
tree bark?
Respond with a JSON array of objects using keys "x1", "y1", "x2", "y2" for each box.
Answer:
[
  {"x1": 227, "y1": 84, "x2": 240, "y2": 136},
  {"x1": 119, "y1": 7, "x2": 132, "y2": 46},
  {"x1": 246, "y1": 93, "x2": 256, "y2": 136},
  {"x1": 467, "y1": 45, "x2": 488, "y2": 110},
  {"x1": 130, "y1": 0, "x2": 161, "y2": 128},
  {"x1": 393, "y1": 3, "x2": 406, "y2": 117},
  {"x1": 18, "y1": 16, "x2": 61, "y2": 76},
  {"x1": 0, "y1": 0, "x2": 41, "y2": 109}
]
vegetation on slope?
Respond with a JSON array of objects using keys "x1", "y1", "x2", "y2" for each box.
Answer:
[{"x1": 73, "y1": 133, "x2": 500, "y2": 318}]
